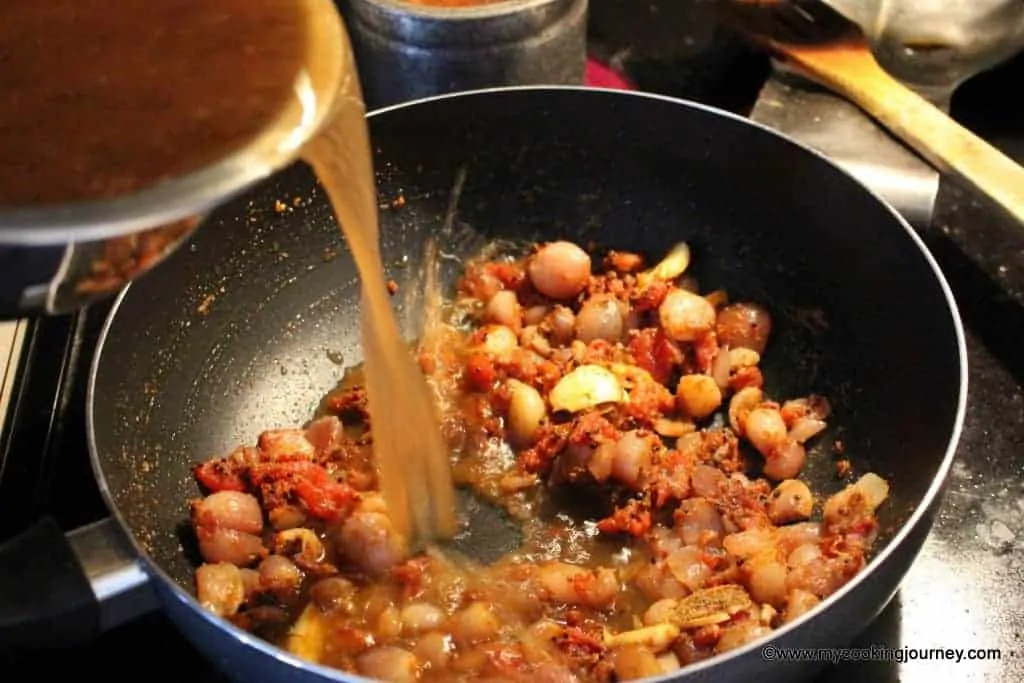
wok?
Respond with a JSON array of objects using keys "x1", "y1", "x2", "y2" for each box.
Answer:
[{"x1": 0, "y1": 87, "x2": 966, "y2": 682}]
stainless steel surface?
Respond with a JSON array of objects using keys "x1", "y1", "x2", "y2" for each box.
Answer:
[
  {"x1": 0, "y1": 218, "x2": 199, "y2": 317},
  {"x1": 750, "y1": 72, "x2": 941, "y2": 228},
  {"x1": 48, "y1": 219, "x2": 199, "y2": 315},
  {"x1": 340, "y1": 0, "x2": 588, "y2": 109},
  {"x1": 887, "y1": 464, "x2": 1024, "y2": 682},
  {"x1": 825, "y1": 0, "x2": 1024, "y2": 95},
  {"x1": 67, "y1": 518, "x2": 159, "y2": 633}
]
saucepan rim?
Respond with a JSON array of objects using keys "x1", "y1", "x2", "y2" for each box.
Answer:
[{"x1": 346, "y1": 0, "x2": 576, "y2": 21}]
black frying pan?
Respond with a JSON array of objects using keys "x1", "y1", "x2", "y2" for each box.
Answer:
[{"x1": 0, "y1": 88, "x2": 966, "y2": 682}]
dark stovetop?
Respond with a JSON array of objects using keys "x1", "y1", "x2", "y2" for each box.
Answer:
[{"x1": 2, "y1": 3, "x2": 1023, "y2": 680}]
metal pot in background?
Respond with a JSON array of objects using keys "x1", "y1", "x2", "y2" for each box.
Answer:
[{"x1": 339, "y1": 0, "x2": 589, "y2": 109}]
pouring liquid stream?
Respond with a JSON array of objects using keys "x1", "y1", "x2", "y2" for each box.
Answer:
[
  {"x1": 0, "y1": 0, "x2": 456, "y2": 547},
  {"x1": 301, "y1": 24, "x2": 457, "y2": 548}
]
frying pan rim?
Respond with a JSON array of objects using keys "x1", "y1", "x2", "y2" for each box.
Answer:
[{"x1": 85, "y1": 85, "x2": 969, "y2": 681}]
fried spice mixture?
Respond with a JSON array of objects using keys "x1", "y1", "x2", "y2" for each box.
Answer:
[{"x1": 188, "y1": 240, "x2": 889, "y2": 682}]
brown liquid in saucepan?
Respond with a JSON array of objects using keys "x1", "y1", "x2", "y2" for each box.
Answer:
[
  {"x1": 0, "y1": 1, "x2": 454, "y2": 542},
  {"x1": 0, "y1": 0, "x2": 310, "y2": 205}
]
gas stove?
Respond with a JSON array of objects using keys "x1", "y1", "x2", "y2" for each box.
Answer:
[{"x1": 2, "y1": 8, "x2": 1023, "y2": 681}]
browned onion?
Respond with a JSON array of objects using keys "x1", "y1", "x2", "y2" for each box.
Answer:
[
  {"x1": 716, "y1": 302, "x2": 772, "y2": 354},
  {"x1": 711, "y1": 344, "x2": 731, "y2": 389}
]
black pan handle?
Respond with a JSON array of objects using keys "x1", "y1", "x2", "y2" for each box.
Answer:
[{"x1": 0, "y1": 515, "x2": 160, "y2": 647}]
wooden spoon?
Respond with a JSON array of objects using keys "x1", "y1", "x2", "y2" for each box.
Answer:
[{"x1": 727, "y1": 0, "x2": 1024, "y2": 225}]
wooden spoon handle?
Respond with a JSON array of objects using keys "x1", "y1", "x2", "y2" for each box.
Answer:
[{"x1": 780, "y1": 42, "x2": 1024, "y2": 225}]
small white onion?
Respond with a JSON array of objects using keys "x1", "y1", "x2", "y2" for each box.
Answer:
[
  {"x1": 789, "y1": 417, "x2": 828, "y2": 444},
  {"x1": 649, "y1": 242, "x2": 691, "y2": 281}
]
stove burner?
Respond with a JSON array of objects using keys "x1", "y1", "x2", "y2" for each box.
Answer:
[{"x1": 0, "y1": 308, "x2": 113, "y2": 539}]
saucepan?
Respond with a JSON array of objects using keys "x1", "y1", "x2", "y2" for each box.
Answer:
[{"x1": 0, "y1": 87, "x2": 966, "y2": 682}]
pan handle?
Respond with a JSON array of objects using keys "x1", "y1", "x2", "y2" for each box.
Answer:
[{"x1": 0, "y1": 515, "x2": 159, "y2": 646}]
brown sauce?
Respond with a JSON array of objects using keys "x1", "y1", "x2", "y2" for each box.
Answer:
[
  {"x1": 1, "y1": 0, "x2": 313, "y2": 205},
  {"x1": 5, "y1": 0, "x2": 454, "y2": 541}
]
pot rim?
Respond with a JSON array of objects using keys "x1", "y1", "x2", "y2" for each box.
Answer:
[
  {"x1": 343, "y1": 0, "x2": 587, "y2": 47},
  {"x1": 346, "y1": 0, "x2": 571, "y2": 20}
]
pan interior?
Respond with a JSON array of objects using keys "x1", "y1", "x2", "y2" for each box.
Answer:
[{"x1": 89, "y1": 88, "x2": 963, "y2": 593}]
